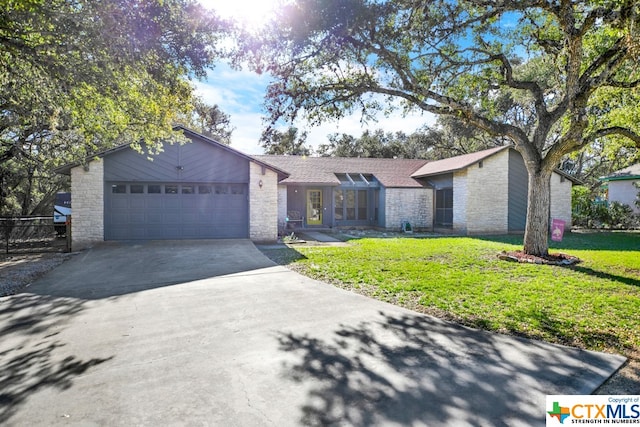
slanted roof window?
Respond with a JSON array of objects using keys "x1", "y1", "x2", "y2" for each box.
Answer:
[{"x1": 335, "y1": 173, "x2": 378, "y2": 187}]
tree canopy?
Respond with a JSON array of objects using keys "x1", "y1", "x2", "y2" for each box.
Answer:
[
  {"x1": 261, "y1": 126, "x2": 313, "y2": 155},
  {"x1": 242, "y1": 0, "x2": 640, "y2": 255},
  {"x1": 0, "y1": 0, "x2": 225, "y2": 215}
]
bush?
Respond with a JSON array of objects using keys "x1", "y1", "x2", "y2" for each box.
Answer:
[{"x1": 572, "y1": 187, "x2": 639, "y2": 229}]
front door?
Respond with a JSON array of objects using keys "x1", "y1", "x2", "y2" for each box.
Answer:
[{"x1": 307, "y1": 189, "x2": 323, "y2": 225}]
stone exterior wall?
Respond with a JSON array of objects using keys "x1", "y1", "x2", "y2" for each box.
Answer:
[
  {"x1": 277, "y1": 185, "x2": 288, "y2": 228},
  {"x1": 452, "y1": 171, "x2": 467, "y2": 233},
  {"x1": 550, "y1": 172, "x2": 573, "y2": 226},
  {"x1": 384, "y1": 188, "x2": 432, "y2": 230},
  {"x1": 465, "y1": 150, "x2": 510, "y2": 234},
  {"x1": 249, "y1": 163, "x2": 279, "y2": 242},
  {"x1": 70, "y1": 160, "x2": 104, "y2": 250}
]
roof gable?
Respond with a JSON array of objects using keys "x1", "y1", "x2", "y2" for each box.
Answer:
[
  {"x1": 54, "y1": 126, "x2": 289, "y2": 179},
  {"x1": 411, "y1": 146, "x2": 510, "y2": 178}
]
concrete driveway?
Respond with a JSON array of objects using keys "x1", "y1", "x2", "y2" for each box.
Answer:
[{"x1": 0, "y1": 240, "x2": 625, "y2": 426}]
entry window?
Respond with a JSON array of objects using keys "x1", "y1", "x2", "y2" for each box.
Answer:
[
  {"x1": 435, "y1": 188, "x2": 453, "y2": 227},
  {"x1": 130, "y1": 184, "x2": 144, "y2": 194},
  {"x1": 148, "y1": 184, "x2": 161, "y2": 194},
  {"x1": 165, "y1": 185, "x2": 178, "y2": 194},
  {"x1": 182, "y1": 185, "x2": 194, "y2": 194},
  {"x1": 111, "y1": 184, "x2": 127, "y2": 194},
  {"x1": 198, "y1": 185, "x2": 212, "y2": 194}
]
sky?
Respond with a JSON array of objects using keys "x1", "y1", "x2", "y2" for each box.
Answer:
[{"x1": 194, "y1": 0, "x2": 435, "y2": 155}]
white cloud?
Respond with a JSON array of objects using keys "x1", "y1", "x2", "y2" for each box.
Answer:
[{"x1": 193, "y1": 64, "x2": 437, "y2": 155}]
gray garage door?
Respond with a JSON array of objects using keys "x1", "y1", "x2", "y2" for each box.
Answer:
[{"x1": 105, "y1": 182, "x2": 248, "y2": 240}]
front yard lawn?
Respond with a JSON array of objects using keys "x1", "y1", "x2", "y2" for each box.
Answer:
[{"x1": 271, "y1": 232, "x2": 640, "y2": 357}]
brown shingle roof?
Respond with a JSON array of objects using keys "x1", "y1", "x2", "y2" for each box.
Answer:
[
  {"x1": 253, "y1": 155, "x2": 429, "y2": 188},
  {"x1": 411, "y1": 146, "x2": 510, "y2": 178}
]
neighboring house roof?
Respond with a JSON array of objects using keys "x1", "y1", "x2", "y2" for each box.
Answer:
[
  {"x1": 599, "y1": 163, "x2": 640, "y2": 182},
  {"x1": 54, "y1": 126, "x2": 289, "y2": 180},
  {"x1": 253, "y1": 155, "x2": 429, "y2": 188},
  {"x1": 411, "y1": 146, "x2": 509, "y2": 178}
]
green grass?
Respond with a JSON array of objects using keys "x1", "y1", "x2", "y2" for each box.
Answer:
[{"x1": 285, "y1": 232, "x2": 640, "y2": 355}]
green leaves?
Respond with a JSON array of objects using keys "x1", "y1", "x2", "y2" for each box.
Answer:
[{"x1": 0, "y1": 0, "x2": 228, "y2": 215}]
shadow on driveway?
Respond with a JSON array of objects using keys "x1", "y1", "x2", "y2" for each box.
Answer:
[
  {"x1": 278, "y1": 310, "x2": 625, "y2": 426},
  {"x1": 28, "y1": 239, "x2": 276, "y2": 300},
  {"x1": 0, "y1": 294, "x2": 112, "y2": 423}
]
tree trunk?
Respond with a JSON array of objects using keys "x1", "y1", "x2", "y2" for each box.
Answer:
[{"x1": 523, "y1": 170, "x2": 552, "y2": 256}]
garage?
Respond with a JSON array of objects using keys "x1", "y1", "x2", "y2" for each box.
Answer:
[
  {"x1": 101, "y1": 130, "x2": 253, "y2": 241},
  {"x1": 55, "y1": 126, "x2": 287, "y2": 248},
  {"x1": 104, "y1": 182, "x2": 248, "y2": 240}
]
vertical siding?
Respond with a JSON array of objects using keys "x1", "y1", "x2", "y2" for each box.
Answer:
[
  {"x1": 104, "y1": 139, "x2": 249, "y2": 183},
  {"x1": 508, "y1": 150, "x2": 529, "y2": 231}
]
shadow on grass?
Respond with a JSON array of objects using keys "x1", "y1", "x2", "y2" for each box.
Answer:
[
  {"x1": 0, "y1": 293, "x2": 113, "y2": 423},
  {"x1": 568, "y1": 265, "x2": 640, "y2": 288},
  {"x1": 258, "y1": 245, "x2": 307, "y2": 266},
  {"x1": 276, "y1": 311, "x2": 623, "y2": 426},
  {"x1": 473, "y1": 231, "x2": 640, "y2": 252},
  {"x1": 501, "y1": 307, "x2": 631, "y2": 351}
]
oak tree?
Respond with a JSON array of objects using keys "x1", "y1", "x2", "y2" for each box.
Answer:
[{"x1": 243, "y1": 0, "x2": 640, "y2": 255}]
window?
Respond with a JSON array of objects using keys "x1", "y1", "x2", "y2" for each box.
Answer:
[
  {"x1": 182, "y1": 185, "x2": 194, "y2": 194},
  {"x1": 198, "y1": 185, "x2": 212, "y2": 194},
  {"x1": 130, "y1": 184, "x2": 144, "y2": 194},
  {"x1": 165, "y1": 185, "x2": 178, "y2": 194},
  {"x1": 215, "y1": 185, "x2": 228, "y2": 195},
  {"x1": 335, "y1": 189, "x2": 370, "y2": 222},
  {"x1": 346, "y1": 190, "x2": 356, "y2": 220},
  {"x1": 435, "y1": 188, "x2": 453, "y2": 227},
  {"x1": 111, "y1": 184, "x2": 127, "y2": 194},
  {"x1": 148, "y1": 184, "x2": 161, "y2": 194},
  {"x1": 357, "y1": 190, "x2": 367, "y2": 220},
  {"x1": 230, "y1": 185, "x2": 244, "y2": 195},
  {"x1": 334, "y1": 190, "x2": 343, "y2": 220}
]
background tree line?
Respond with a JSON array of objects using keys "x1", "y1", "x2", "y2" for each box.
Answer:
[{"x1": 0, "y1": 0, "x2": 233, "y2": 217}]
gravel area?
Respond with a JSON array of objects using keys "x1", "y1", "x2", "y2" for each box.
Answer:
[{"x1": 0, "y1": 252, "x2": 72, "y2": 297}]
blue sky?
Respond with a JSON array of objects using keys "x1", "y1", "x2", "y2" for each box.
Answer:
[{"x1": 195, "y1": 0, "x2": 435, "y2": 155}]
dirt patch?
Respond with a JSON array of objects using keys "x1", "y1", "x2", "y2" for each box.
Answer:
[{"x1": 498, "y1": 250, "x2": 581, "y2": 266}]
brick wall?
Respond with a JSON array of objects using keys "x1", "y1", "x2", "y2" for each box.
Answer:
[
  {"x1": 249, "y1": 163, "x2": 279, "y2": 242},
  {"x1": 277, "y1": 185, "x2": 288, "y2": 227},
  {"x1": 550, "y1": 172, "x2": 573, "y2": 226},
  {"x1": 70, "y1": 160, "x2": 104, "y2": 250},
  {"x1": 452, "y1": 171, "x2": 467, "y2": 233},
  {"x1": 384, "y1": 188, "x2": 432, "y2": 230},
  {"x1": 465, "y1": 150, "x2": 510, "y2": 234}
]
